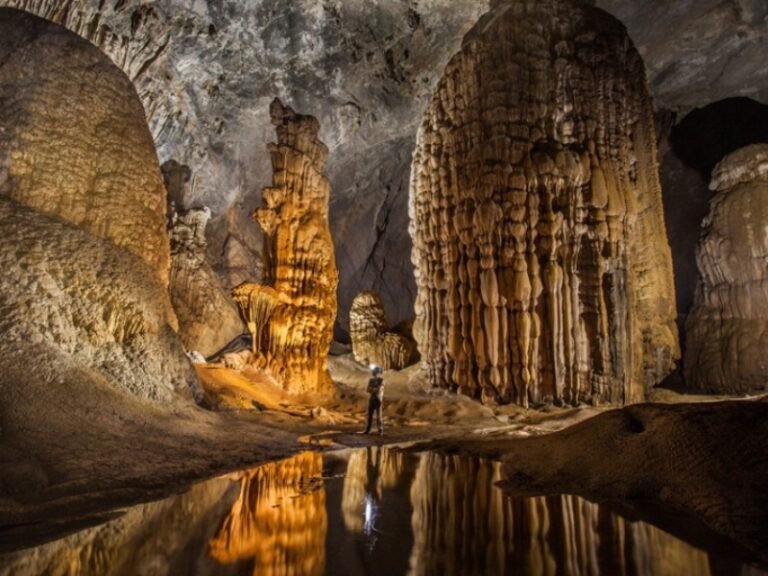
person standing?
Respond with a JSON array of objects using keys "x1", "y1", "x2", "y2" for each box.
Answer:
[{"x1": 364, "y1": 365, "x2": 384, "y2": 435}]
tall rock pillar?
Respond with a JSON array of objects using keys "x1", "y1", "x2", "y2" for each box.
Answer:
[
  {"x1": 409, "y1": 0, "x2": 679, "y2": 406},
  {"x1": 234, "y1": 99, "x2": 338, "y2": 394}
]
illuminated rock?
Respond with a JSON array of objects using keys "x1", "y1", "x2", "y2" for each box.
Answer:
[
  {"x1": 233, "y1": 99, "x2": 338, "y2": 394},
  {"x1": 350, "y1": 291, "x2": 418, "y2": 370},
  {"x1": 685, "y1": 144, "x2": 768, "y2": 393},
  {"x1": 408, "y1": 0, "x2": 679, "y2": 406},
  {"x1": 0, "y1": 7, "x2": 170, "y2": 286},
  {"x1": 0, "y1": 10, "x2": 194, "y2": 402},
  {"x1": 209, "y1": 453, "x2": 327, "y2": 576},
  {"x1": 168, "y1": 203, "x2": 243, "y2": 357}
]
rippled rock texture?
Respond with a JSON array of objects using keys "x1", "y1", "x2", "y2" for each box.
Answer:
[
  {"x1": 233, "y1": 100, "x2": 337, "y2": 394},
  {"x1": 0, "y1": 8, "x2": 194, "y2": 402},
  {"x1": 409, "y1": 0, "x2": 679, "y2": 406},
  {"x1": 350, "y1": 291, "x2": 418, "y2": 370},
  {"x1": 685, "y1": 145, "x2": 768, "y2": 393}
]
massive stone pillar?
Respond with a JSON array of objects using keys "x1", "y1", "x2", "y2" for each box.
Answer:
[
  {"x1": 234, "y1": 99, "x2": 338, "y2": 394},
  {"x1": 409, "y1": 0, "x2": 679, "y2": 406},
  {"x1": 685, "y1": 145, "x2": 768, "y2": 393}
]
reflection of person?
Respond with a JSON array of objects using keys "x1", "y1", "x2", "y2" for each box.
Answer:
[
  {"x1": 363, "y1": 446, "x2": 383, "y2": 546},
  {"x1": 364, "y1": 365, "x2": 384, "y2": 435}
]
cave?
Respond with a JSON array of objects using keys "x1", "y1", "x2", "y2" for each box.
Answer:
[{"x1": 0, "y1": 1, "x2": 767, "y2": 575}]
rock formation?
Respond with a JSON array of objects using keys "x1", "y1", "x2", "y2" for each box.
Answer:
[
  {"x1": 0, "y1": 9, "x2": 194, "y2": 402},
  {"x1": 685, "y1": 145, "x2": 768, "y2": 393},
  {"x1": 409, "y1": 0, "x2": 679, "y2": 406},
  {"x1": 168, "y1": 202, "x2": 244, "y2": 357},
  {"x1": 2, "y1": 1, "x2": 765, "y2": 340},
  {"x1": 0, "y1": 7, "x2": 170, "y2": 286},
  {"x1": 350, "y1": 291, "x2": 418, "y2": 370},
  {"x1": 233, "y1": 100, "x2": 338, "y2": 394}
]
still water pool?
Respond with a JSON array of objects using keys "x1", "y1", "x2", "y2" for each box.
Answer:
[{"x1": 0, "y1": 448, "x2": 764, "y2": 576}]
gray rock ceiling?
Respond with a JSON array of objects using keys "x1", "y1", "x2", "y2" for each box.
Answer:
[{"x1": 1, "y1": 0, "x2": 766, "y2": 335}]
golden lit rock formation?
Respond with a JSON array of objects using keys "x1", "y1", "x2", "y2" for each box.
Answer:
[
  {"x1": 168, "y1": 203, "x2": 243, "y2": 357},
  {"x1": 0, "y1": 10, "x2": 194, "y2": 402},
  {"x1": 350, "y1": 291, "x2": 418, "y2": 370},
  {"x1": 233, "y1": 99, "x2": 338, "y2": 394},
  {"x1": 209, "y1": 452, "x2": 326, "y2": 576},
  {"x1": 0, "y1": 7, "x2": 170, "y2": 286},
  {"x1": 409, "y1": 0, "x2": 679, "y2": 406},
  {"x1": 685, "y1": 144, "x2": 768, "y2": 393}
]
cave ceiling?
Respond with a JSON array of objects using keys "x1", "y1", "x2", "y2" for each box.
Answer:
[{"x1": 1, "y1": 0, "x2": 765, "y2": 334}]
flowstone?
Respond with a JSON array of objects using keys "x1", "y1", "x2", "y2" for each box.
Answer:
[{"x1": 409, "y1": 0, "x2": 679, "y2": 406}]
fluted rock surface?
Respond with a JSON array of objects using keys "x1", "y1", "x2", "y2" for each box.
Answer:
[
  {"x1": 350, "y1": 291, "x2": 418, "y2": 370},
  {"x1": 409, "y1": 0, "x2": 679, "y2": 406},
  {"x1": 0, "y1": 9, "x2": 194, "y2": 402},
  {"x1": 0, "y1": 7, "x2": 170, "y2": 285},
  {"x1": 234, "y1": 100, "x2": 338, "y2": 394},
  {"x1": 168, "y1": 204, "x2": 243, "y2": 357},
  {"x1": 685, "y1": 145, "x2": 768, "y2": 393}
]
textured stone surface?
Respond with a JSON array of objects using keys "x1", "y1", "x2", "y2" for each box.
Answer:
[
  {"x1": 168, "y1": 205, "x2": 244, "y2": 358},
  {"x1": 410, "y1": 0, "x2": 679, "y2": 406},
  {"x1": 0, "y1": 9, "x2": 192, "y2": 402},
  {"x1": 685, "y1": 145, "x2": 768, "y2": 393},
  {"x1": 349, "y1": 291, "x2": 417, "y2": 370},
  {"x1": 234, "y1": 100, "x2": 338, "y2": 394},
  {"x1": 0, "y1": 196, "x2": 194, "y2": 402},
  {"x1": 0, "y1": 7, "x2": 170, "y2": 285},
  {"x1": 1, "y1": 0, "x2": 764, "y2": 338}
]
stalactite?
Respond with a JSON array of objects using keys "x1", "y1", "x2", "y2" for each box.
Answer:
[
  {"x1": 208, "y1": 452, "x2": 326, "y2": 576},
  {"x1": 408, "y1": 0, "x2": 679, "y2": 406},
  {"x1": 685, "y1": 144, "x2": 768, "y2": 393},
  {"x1": 233, "y1": 99, "x2": 338, "y2": 394},
  {"x1": 349, "y1": 291, "x2": 418, "y2": 370}
]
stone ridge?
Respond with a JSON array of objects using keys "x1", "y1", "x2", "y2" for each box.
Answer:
[{"x1": 409, "y1": 0, "x2": 679, "y2": 406}]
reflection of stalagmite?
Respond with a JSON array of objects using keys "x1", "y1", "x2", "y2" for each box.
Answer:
[
  {"x1": 408, "y1": 0, "x2": 679, "y2": 406},
  {"x1": 350, "y1": 291, "x2": 418, "y2": 370},
  {"x1": 341, "y1": 446, "x2": 407, "y2": 533},
  {"x1": 408, "y1": 453, "x2": 713, "y2": 576},
  {"x1": 233, "y1": 99, "x2": 338, "y2": 393},
  {"x1": 209, "y1": 452, "x2": 327, "y2": 576}
]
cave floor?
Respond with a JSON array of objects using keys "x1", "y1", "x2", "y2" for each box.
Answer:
[{"x1": 1, "y1": 353, "x2": 766, "y2": 567}]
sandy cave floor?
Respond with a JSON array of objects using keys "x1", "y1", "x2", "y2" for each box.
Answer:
[{"x1": 1, "y1": 351, "x2": 767, "y2": 565}]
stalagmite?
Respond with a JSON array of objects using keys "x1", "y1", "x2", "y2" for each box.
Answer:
[
  {"x1": 233, "y1": 99, "x2": 338, "y2": 394},
  {"x1": 408, "y1": 0, "x2": 679, "y2": 406},
  {"x1": 685, "y1": 144, "x2": 768, "y2": 393},
  {"x1": 168, "y1": 203, "x2": 244, "y2": 357},
  {"x1": 349, "y1": 291, "x2": 418, "y2": 370}
]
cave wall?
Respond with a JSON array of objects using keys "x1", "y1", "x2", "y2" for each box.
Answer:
[{"x1": 409, "y1": 0, "x2": 679, "y2": 406}]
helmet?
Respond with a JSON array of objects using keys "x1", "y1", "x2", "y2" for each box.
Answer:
[{"x1": 369, "y1": 364, "x2": 382, "y2": 375}]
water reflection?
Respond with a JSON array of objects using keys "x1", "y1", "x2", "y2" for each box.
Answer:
[
  {"x1": 0, "y1": 448, "x2": 764, "y2": 576},
  {"x1": 209, "y1": 452, "x2": 326, "y2": 575}
]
